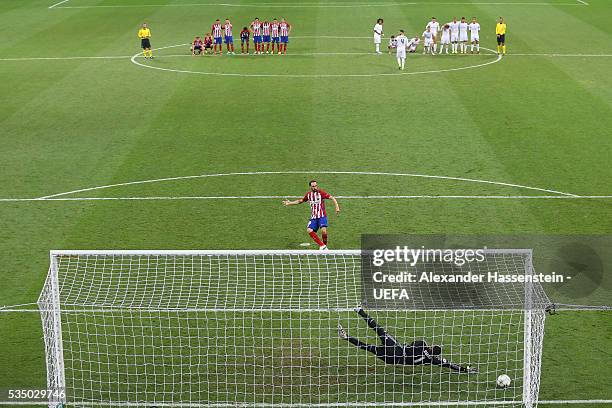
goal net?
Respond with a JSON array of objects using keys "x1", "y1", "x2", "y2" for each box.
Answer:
[{"x1": 38, "y1": 249, "x2": 550, "y2": 407}]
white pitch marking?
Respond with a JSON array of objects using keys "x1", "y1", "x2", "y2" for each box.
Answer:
[
  {"x1": 36, "y1": 170, "x2": 579, "y2": 200},
  {"x1": 129, "y1": 43, "x2": 503, "y2": 77},
  {"x1": 3, "y1": 195, "x2": 612, "y2": 202},
  {"x1": 51, "y1": 2, "x2": 588, "y2": 9},
  {"x1": 508, "y1": 53, "x2": 611, "y2": 57},
  {"x1": 48, "y1": 0, "x2": 69, "y2": 8},
  {"x1": 575, "y1": 0, "x2": 589, "y2": 5},
  {"x1": 539, "y1": 400, "x2": 612, "y2": 405},
  {"x1": 0, "y1": 55, "x2": 131, "y2": 61}
]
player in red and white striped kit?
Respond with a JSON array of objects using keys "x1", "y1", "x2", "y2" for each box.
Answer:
[
  {"x1": 211, "y1": 19, "x2": 223, "y2": 55},
  {"x1": 262, "y1": 20, "x2": 271, "y2": 54},
  {"x1": 222, "y1": 18, "x2": 235, "y2": 54},
  {"x1": 279, "y1": 18, "x2": 291, "y2": 54},
  {"x1": 283, "y1": 180, "x2": 340, "y2": 250},
  {"x1": 270, "y1": 19, "x2": 280, "y2": 54},
  {"x1": 250, "y1": 18, "x2": 263, "y2": 54}
]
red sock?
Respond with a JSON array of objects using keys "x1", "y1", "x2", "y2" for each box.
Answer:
[
  {"x1": 322, "y1": 232, "x2": 328, "y2": 245},
  {"x1": 309, "y1": 231, "x2": 324, "y2": 247}
]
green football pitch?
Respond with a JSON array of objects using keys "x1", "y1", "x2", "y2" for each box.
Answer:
[{"x1": 1, "y1": 0, "x2": 611, "y2": 406}]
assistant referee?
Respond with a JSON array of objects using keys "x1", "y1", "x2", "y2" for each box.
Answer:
[
  {"x1": 138, "y1": 23, "x2": 153, "y2": 59},
  {"x1": 496, "y1": 17, "x2": 507, "y2": 55}
]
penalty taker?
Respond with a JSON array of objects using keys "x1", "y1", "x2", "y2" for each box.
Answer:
[{"x1": 339, "y1": 306, "x2": 477, "y2": 372}]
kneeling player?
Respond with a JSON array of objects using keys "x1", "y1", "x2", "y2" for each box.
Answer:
[
  {"x1": 339, "y1": 306, "x2": 477, "y2": 372},
  {"x1": 388, "y1": 35, "x2": 397, "y2": 54},
  {"x1": 408, "y1": 34, "x2": 420, "y2": 53},
  {"x1": 204, "y1": 33, "x2": 213, "y2": 54},
  {"x1": 191, "y1": 36, "x2": 204, "y2": 55},
  {"x1": 282, "y1": 180, "x2": 340, "y2": 250}
]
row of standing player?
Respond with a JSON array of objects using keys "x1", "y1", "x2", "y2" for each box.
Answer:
[
  {"x1": 373, "y1": 17, "x2": 483, "y2": 57},
  {"x1": 192, "y1": 18, "x2": 292, "y2": 55}
]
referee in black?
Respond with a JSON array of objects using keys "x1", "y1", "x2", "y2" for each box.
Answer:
[{"x1": 338, "y1": 306, "x2": 477, "y2": 372}]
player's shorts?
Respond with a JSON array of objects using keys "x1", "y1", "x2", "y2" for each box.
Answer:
[
  {"x1": 224, "y1": 36, "x2": 233, "y2": 44},
  {"x1": 408, "y1": 46, "x2": 417, "y2": 53},
  {"x1": 141, "y1": 38, "x2": 151, "y2": 49},
  {"x1": 193, "y1": 45, "x2": 202, "y2": 52},
  {"x1": 424, "y1": 39, "x2": 433, "y2": 47},
  {"x1": 373, "y1": 34, "x2": 382, "y2": 44},
  {"x1": 307, "y1": 216, "x2": 328, "y2": 232},
  {"x1": 241, "y1": 37, "x2": 249, "y2": 44},
  {"x1": 471, "y1": 35, "x2": 479, "y2": 43},
  {"x1": 214, "y1": 36, "x2": 222, "y2": 45},
  {"x1": 204, "y1": 44, "x2": 212, "y2": 50},
  {"x1": 253, "y1": 35, "x2": 262, "y2": 43},
  {"x1": 441, "y1": 36, "x2": 450, "y2": 44},
  {"x1": 459, "y1": 33, "x2": 468, "y2": 42},
  {"x1": 396, "y1": 49, "x2": 406, "y2": 58},
  {"x1": 451, "y1": 33, "x2": 459, "y2": 42},
  {"x1": 272, "y1": 37, "x2": 279, "y2": 43},
  {"x1": 263, "y1": 35, "x2": 271, "y2": 42},
  {"x1": 280, "y1": 36, "x2": 289, "y2": 43},
  {"x1": 497, "y1": 34, "x2": 506, "y2": 44}
]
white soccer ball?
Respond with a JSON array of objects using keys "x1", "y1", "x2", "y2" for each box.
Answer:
[{"x1": 496, "y1": 374, "x2": 511, "y2": 388}]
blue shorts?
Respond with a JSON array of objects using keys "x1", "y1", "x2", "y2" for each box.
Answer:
[
  {"x1": 241, "y1": 37, "x2": 249, "y2": 44},
  {"x1": 272, "y1": 37, "x2": 280, "y2": 43},
  {"x1": 307, "y1": 216, "x2": 328, "y2": 232},
  {"x1": 214, "y1": 37, "x2": 222, "y2": 45},
  {"x1": 263, "y1": 35, "x2": 271, "y2": 43},
  {"x1": 280, "y1": 36, "x2": 289, "y2": 44},
  {"x1": 253, "y1": 35, "x2": 262, "y2": 44},
  {"x1": 224, "y1": 36, "x2": 233, "y2": 44}
]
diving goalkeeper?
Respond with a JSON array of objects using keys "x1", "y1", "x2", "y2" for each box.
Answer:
[{"x1": 338, "y1": 306, "x2": 477, "y2": 373}]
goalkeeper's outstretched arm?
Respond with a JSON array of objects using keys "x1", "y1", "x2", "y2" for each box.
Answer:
[{"x1": 429, "y1": 355, "x2": 477, "y2": 373}]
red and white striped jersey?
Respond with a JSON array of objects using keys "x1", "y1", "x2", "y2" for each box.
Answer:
[
  {"x1": 262, "y1": 22, "x2": 271, "y2": 36},
  {"x1": 212, "y1": 23, "x2": 222, "y2": 38},
  {"x1": 280, "y1": 22, "x2": 290, "y2": 36},
  {"x1": 223, "y1": 23, "x2": 233, "y2": 37},
  {"x1": 303, "y1": 190, "x2": 331, "y2": 219},
  {"x1": 251, "y1": 21, "x2": 262, "y2": 36},
  {"x1": 271, "y1": 22, "x2": 279, "y2": 37}
]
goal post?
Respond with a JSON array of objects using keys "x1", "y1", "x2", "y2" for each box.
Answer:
[{"x1": 38, "y1": 249, "x2": 549, "y2": 407}]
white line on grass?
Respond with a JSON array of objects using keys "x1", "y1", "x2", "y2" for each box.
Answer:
[
  {"x1": 2, "y1": 195, "x2": 612, "y2": 202},
  {"x1": 129, "y1": 43, "x2": 503, "y2": 77},
  {"x1": 51, "y1": 2, "x2": 588, "y2": 9},
  {"x1": 35, "y1": 170, "x2": 579, "y2": 200},
  {"x1": 576, "y1": 0, "x2": 589, "y2": 5},
  {"x1": 48, "y1": 0, "x2": 69, "y2": 8}
]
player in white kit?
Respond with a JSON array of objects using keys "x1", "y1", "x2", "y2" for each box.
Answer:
[
  {"x1": 459, "y1": 17, "x2": 469, "y2": 54},
  {"x1": 408, "y1": 34, "x2": 420, "y2": 53},
  {"x1": 426, "y1": 17, "x2": 440, "y2": 54},
  {"x1": 373, "y1": 18, "x2": 384, "y2": 55},
  {"x1": 439, "y1": 24, "x2": 451, "y2": 54},
  {"x1": 448, "y1": 17, "x2": 460, "y2": 54},
  {"x1": 468, "y1": 17, "x2": 480, "y2": 54},
  {"x1": 395, "y1": 30, "x2": 408, "y2": 70},
  {"x1": 422, "y1": 26, "x2": 434, "y2": 55}
]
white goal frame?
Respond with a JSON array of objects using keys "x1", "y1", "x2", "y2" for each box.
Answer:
[{"x1": 38, "y1": 249, "x2": 547, "y2": 408}]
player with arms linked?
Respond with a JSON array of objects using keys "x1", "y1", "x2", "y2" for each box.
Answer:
[{"x1": 283, "y1": 180, "x2": 340, "y2": 250}]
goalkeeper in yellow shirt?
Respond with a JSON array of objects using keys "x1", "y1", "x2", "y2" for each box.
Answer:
[
  {"x1": 138, "y1": 23, "x2": 153, "y2": 59},
  {"x1": 496, "y1": 17, "x2": 506, "y2": 55}
]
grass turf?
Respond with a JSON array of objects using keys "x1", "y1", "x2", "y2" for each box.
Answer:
[{"x1": 1, "y1": 0, "x2": 611, "y2": 406}]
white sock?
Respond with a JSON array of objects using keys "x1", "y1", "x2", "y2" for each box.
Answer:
[
  {"x1": 397, "y1": 57, "x2": 401, "y2": 67},
  {"x1": 433, "y1": 43, "x2": 437, "y2": 53},
  {"x1": 401, "y1": 58, "x2": 405, "y2": 69},
  {"x1": 476, "y1": 44, "x2": 480, "y2": 52},
  {"x1": 376, "y1": 44, "x2": 380, "y2": 53},
  {"x1": 471, "y1": 43, "x2": 474, "y2": 52}
]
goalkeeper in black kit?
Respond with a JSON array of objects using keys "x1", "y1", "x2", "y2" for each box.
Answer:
[{"x1": 338, "y1": 306, "x2": 477, "y2": 373}]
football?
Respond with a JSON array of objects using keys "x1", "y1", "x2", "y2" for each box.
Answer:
[{"x1": 496, "y1": 374, "x2": 512, "y2": 388}]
